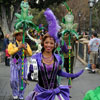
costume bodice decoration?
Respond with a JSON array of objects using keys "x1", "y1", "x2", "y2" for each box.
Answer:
[
  {"x1": 31, "y1": 53, "x2": 62, "y2": 89},
  {"x1": 38, "y1": 61, "x2": 59, "y2": 89}
]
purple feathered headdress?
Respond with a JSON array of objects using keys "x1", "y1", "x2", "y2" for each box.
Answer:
[{"x1": 44, "y1": 8, "x2": 61, "y2": 42}]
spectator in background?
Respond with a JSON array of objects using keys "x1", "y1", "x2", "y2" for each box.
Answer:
[
  {"x1": 85, "y1": 44, "x2": 91, "y2": 71},
  {"x1": 85, "y1": 35, "x2": 93, "y2": 71},
  {"x1": 3, "y1": 34, "x2": 9, "y2": 65},
  {"x1": 3, "y1": 34, "x2": 9, "y2": 51},
  {"x1": 88, "y1": 32, "x2": 100, "y2": 73},
  {"x1": 5, "y1": 45, "x2": 10, "y2": 66}
]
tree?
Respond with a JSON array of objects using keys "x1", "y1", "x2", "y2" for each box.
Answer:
[
  {"x1": 92, "y1": 1, "x2": 100, "y2": 33},
  {"x1": 0, "y1": 0, "x2": 69, "y2": 35},
  {"x1": 28, "y1": 0, "x2": 68, "y2": 10},
  {"x1": 30, "y1": 0, "x2": 100, "y2": 33},
  {"x1": 0, "y1": 0, "x2": 22, "y2": 35},
  {"x1": 31, "y1": 8, "x2": 47, "y2": 25},
  {"x1": 1, "y1": 0, "x2": 99, "y2": 35}
]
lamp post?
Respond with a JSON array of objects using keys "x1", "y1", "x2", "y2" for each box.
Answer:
[
  {"x1": 88, "y1": 0, "x2": 95, "y2": 37},
  {"x1": 78, "y1": 11, "x2": 81, "y2": 35}
]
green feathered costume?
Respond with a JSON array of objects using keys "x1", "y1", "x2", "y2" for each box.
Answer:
[{"x1": 83, "y1": 86, "x2": 100, "y2": 100}]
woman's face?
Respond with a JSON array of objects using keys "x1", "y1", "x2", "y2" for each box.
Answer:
[{"x1": 43, "y1": 37, "x2": 55, "y2": 53}]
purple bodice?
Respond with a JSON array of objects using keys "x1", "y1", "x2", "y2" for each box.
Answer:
[
  {"x1": 38, "y1": 61, "x2": 59, "y2": 89},
  {"x1": 41, "y1": 63, "x2": 53, "y2": 79},
  {"x1": 31, "y1": 53, "x2": 62, "y2": 89}
]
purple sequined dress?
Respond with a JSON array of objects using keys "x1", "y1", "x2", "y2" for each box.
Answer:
[{"x1": 25, "y1": 53, "x2": 70, "y2": 100}]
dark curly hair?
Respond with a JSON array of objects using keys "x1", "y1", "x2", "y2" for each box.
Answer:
[
  {"x1": 41, "y1": 33, "x2": 56, "y2": 53},
  {"x1": 92, "y1": 31, "x2": 98, "y2": 37}
]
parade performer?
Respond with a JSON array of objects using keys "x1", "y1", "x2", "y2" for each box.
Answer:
[
  {"x1": 26, "y1": 30, "x2": 42, "y2": 54},
  {"x1": 8, "y1": 0, "x2": 33, "y2": 99},
  {"x1": 14, "y1": 0, "x2": 35, "y2": 91},
  {"x1": 25, "y1": 8, "x2": 84, "y2": 100},
  {"x1": 83, "y1": 86, "x2": 100, "y2": 100},
  {"x1": 61, "y1": 2, "x2": 78, "y2": 86},
  {"x1": 8, "y1": 29, "x2": 32, "y2": 100}
]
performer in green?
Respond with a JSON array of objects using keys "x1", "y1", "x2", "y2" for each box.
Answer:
[
  {"x1": 61, "y1": 2, "x2": 78, "y2": 87},
  {"x1": 83, "y1": 86, "x2": 100, "y2": 100}
]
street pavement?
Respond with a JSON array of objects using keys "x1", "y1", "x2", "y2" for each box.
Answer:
[{"x1": 0, "y1": 59, "x2": 100, "y2": 100}]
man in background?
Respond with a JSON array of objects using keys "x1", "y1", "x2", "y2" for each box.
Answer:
[{"x1": 88, "y1": 32, "x2": 100, "y2": 73}]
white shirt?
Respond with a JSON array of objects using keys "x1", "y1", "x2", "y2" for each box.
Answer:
[{"x1": 89, "y1": 38, "x2": 100, "y2": 52}]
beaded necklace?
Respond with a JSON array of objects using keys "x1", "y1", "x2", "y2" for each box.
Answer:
[{"x1": 42, "y1": 55, "x2": 54, "y2": 65}]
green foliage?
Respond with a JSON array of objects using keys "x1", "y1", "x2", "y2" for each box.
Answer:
[
  {"x1": 29, "y1": 0, "x2": 68, "y2": 10},
  {"x1": 0, "y1": 0, "x2": 22, "y2": 6},
  {"x1": 31, "y1": 8, "x2": 47, "y2": 26},
  {"x1": 30, "y1": 3, "x2": 62, "y2": 26},
  {"x1": 0, "y1": 0, "x2": 3, "y2": 3},
  {"x1": 92, "y1": 1, "x2": 100, "y2": 32}
]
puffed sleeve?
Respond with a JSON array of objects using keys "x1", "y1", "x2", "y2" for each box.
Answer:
[{"x1": 8, "y1": 42, "x2": 19, "y2": 55}]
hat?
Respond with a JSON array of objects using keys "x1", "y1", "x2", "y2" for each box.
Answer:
[{"x1": 13, "y1": 29, "x2": 23, "y2": 37}]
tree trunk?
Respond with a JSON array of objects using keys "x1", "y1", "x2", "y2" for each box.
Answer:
[
  {"x1": 7, "y1": 5, "x2": 12, "y2": 31},
  {"x1": 1, "y1": 4, "x2": 10, "y2": 35},
  {"x1": 10, "y1": 5, "x2": 20, "y2": 32}
]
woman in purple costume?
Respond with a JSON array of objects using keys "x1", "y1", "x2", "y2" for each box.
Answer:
[{"x1": 25, "y1": 33, "x2": 84, "y2": 100}]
